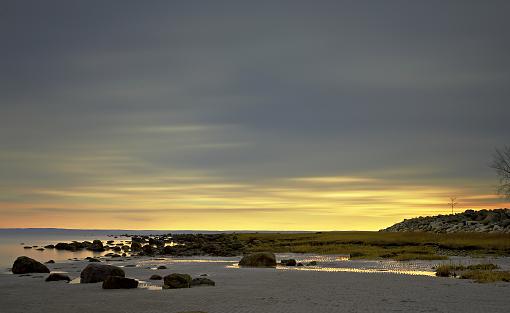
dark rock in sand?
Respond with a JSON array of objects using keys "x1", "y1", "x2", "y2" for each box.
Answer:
[
  {"x1": 150, "y1": 274, "x2": 162, "y2": 280},
  {"x1": 36, "y1": 248, "x2": 45, "y2": 251},
  {"x1": 80, "y1": 264, "x2": 125, "y2": 283},
  {"x1": 44, "y1": 245, "x2": 55, "y2": 249},
  {"x1": 281, "y1": 259, "x2": 297, "y2": 266},
  {"x1": 45, "y1": 260, "x2": 55, "y2": 264},
  {"x1": 190, "y1": 277, "x2": 215, "y2": 287},
  {"x1": 157, "y1": 265, "x2": 167, "y2": 269},
  {"x1": 306, "y1": 261, "x2": 318, "y2": 266},
  {"x1": 23, "y1": 246, "x2": 32, "y2": 249},
  {"x1": 12, "y1": 256, "x2": 50, "y2": 274},
  {"x1": 163, "y1": 273, "x2": 192, "y2": 289},
  {"x1": 239, "y1": 252, "x2": 276, "y2": 268},
  {"x1": 297, "y1": 262, "x2": 304, "y2": 266},
  {"x1": 102, "y1": 276, "x2": 138, "y2": 289},
  {"x1": 45, "y1": 273, "x2": 70, "y2": 282},
  {"x1": 88, "y1": 258, "x2": 101, "y2": 262}
]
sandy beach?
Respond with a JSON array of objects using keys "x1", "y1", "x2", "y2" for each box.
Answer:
[{"x1": 1, "y1": 255, "x2": 509, "y2": 313}]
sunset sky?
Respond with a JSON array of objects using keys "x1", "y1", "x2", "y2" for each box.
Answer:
[{"x1": 1, "y1": 1, "x2": 509, "y2": 230}]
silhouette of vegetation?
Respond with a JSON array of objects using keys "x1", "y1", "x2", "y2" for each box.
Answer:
[{"x1": 490, "y1": 146, "x2": 510, "y2": 198}]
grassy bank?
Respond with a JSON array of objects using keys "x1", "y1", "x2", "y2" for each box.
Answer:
[
  {"x1": 435, "y1": 263, "x2": 510, "y2": 283},
  {"x1": 237, "y1": 231, "x2": 510, "y2": 260}
]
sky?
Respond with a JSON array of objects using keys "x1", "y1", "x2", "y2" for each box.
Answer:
[{"x1": 1, "y1": 1, "x2": 509, "y2": 230}]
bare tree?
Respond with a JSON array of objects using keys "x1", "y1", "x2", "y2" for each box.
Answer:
[
  {"x1": 448, "y1": 197, "x2": 458, "y2": 215},
  {"x1": 490, "y1": 146, "x2": 510, "y2": 198}
]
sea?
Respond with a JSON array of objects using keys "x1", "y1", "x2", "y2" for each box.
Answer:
[{"x1": 0, "y1": 228, "x2": 218, "y2": 268}]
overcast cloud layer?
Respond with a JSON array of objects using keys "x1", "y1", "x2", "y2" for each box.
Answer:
[{"x1": 1, "y1": 1, "x2": 509, "y2": 230}]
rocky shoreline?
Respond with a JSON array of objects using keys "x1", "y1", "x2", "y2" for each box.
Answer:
[
  {"x1": 46, "y1": 233, "x2": 247, "y2": 258},
  {"x1": 381, "y1": 209, "x2": 510, "y2": 233}
]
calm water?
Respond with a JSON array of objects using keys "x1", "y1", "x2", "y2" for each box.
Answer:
[{"x1": 0, "y1": 228, "x2": 187, "y2": 268}]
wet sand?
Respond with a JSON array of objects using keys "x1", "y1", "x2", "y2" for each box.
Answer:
[{"x1": 1, "y1": 256, "x2": 509, "y2": 313}]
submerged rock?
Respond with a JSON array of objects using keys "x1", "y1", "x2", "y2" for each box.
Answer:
[
  {"x1": 80, "y1": 264, "x2": 125, "y2": 283},
  {"x1": 239, "y1": 252, "x2": 276, "y2": 268},
  {"x1": 45, "y1": 273, "x2": 70, "y2": 282},
  {"x1": 163, "y1": 273, "x2": 191, "y2": 289},
  {"x1": 12, "y1": 256, "x2": 50, "y2": 274},
  {"x1": 87, "y1": 240, "x2": 105, "y2": 252},
  {"x1": 102, "y1": 276, "x2": 138, "y2": 289},
  {"x1": 157, "y1": 265, "x2": 167, "y2": 269},
  {"x1": 45, "y1": 260, "x2": 55, "y2": 264}
]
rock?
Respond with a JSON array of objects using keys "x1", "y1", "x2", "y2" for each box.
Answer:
[
  {"x1": 102, "y1": 276, "x2": 138, "y2": 289},
  {"x1": 12, "y1": 256, "x2": 50, "y2": 274},
  {"x1": 239, "y1": 252, "x2": 276, "y2": 268},
  {"x1": 306, "y1": 261, "x2": 318, "y2": 266},
  {"x1": 157, "y1": 265, "x2": 167, "y2": 269},
  {"x1": 44, "y1": 244, "x2": 55, "y2": 249},
  {"x1": 142, "y1": 245, "x2": 154, "y2": 255},
  {"x1": 45, "y1": 273, "x2": 70, "y2": 282},
  {"x1": 131, "y1": 241, "x2": 142, "y2": 251},
  {"x1": 23, "y1": 246, "x2": 32, "y2": 249},
  {"x1": 297, "y1": 262, "x2": 304, "y2": 266},
  {"x1": 45, "y1": 260, "x2": 55, "y2": 264},
  {"x1": 380, "y1": 209, "x2": 510, "y2": 233},
  {"x1": 80, "y1": 264, "x2": 125, "y2": 283},
  {"x1": 36, "y1": 248, "x2": 45, "y2": 251},
  {"x1": 150, "y1": 274, "x2": 162, "y2": 280},
  {"x1": 190, "y1": 277, "x2": 215, "y2": 287},
  {"x1": 88, "y1": 258, "x2": 101, "y2": 262},
  {"x1": 163, "y1": 273, "x2": 192, "y2": 289},
  {"x1": 281, "y1": 259, "x2": 297, "y2": 266},
  {"x1": 87, "y1": 240, "x2": 105, "y2": 252}
]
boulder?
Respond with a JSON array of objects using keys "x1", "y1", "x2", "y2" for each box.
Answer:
[
  {"x1": 163, "y1": 273, "x2": 191, "y2": 289},
  {"x1": 80, "y1": 264, "x2": 125, "y2": 283},
  {"x1": 157, "y1": 265, "x2": 167, "y2": 269},
  {"x1": 12, "y1": 256, "x2": 50, "y2": 274},
  {"x1": 87, "y1": 240, "x2": 105, "y2": 252},
  {"x1": 239, "y1": 252, "x2": 276, "y2": 268},
  {"x1": 281, "y1": 259, "x2": 297, "y2": 266},
  {"x1": 102, "y1": 276, "x2": 138, "y2": 289},
  {"x1": 190, "y1": 277, "x2": 215, "y2": 287},
  {"x1": 150, "y1": 274, "x2": 162, "y2": 280},
  {"x1": 131, "y1": 242, "x2": 142, "y2": 251},
  {"x1": 45, "y1": 273, "x2": 70, "y2": 282},
  {"x1": 45, "y1": 260, "x2": 55, "y2": 264},
  {"x1": 142, "y1": 245, "x2": 154, "y2": 255}
]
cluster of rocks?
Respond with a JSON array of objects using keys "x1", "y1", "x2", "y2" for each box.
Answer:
[
  {"x1": 381, "y1": 209, "x2": 510, "y2": 233},
  {"x1": 130, "y1": 233, "x2": 246, "y2": 257},
  {"x1": 40, "y1": 233, "x2": 247, "y2": 260},
  {"x1": 50, "y1": 239, "x2": 119, "y2": 252},
  {"x1": 11, "y1": 256, "x2": 216, "y2": 290}
]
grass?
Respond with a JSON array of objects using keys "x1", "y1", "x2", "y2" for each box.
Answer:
[
  {"x1": 237, "y1": 231, "x2": 510, "y2": 261},
  {"x1": 434, "y1": 263, "x2": 509, "y2": 283},
  {"x1": 460, "y1": 270, "x2": 510, "y2": 283}
]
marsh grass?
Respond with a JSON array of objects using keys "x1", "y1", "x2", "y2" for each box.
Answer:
[
  {"x1": 238, "y1": 231, "x2": 510, "y2": 260},
  {"x1": 460, "y1": 270, "x2": 510, "y2": 283},
  {"x1": 434, "y1": 263, "x2": 508, "y2": 282}
]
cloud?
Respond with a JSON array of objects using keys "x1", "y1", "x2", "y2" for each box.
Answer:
[{"x1": 0, "y1": 1, "x2": 509, "y2": 229}]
